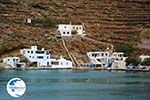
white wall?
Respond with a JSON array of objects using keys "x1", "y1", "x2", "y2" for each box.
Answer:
[
  {"x1": 139, "y1": 55, "x2": 150, "y2": 62},
  {"x1": 58, "y1": 24, "x2": 85, "y2": 36},
  {"x1": 58, "y1": 24, "x2": 72, "y2": 36},
  {"x1": 51, "y1": 58, "x2": 72, "y2": 68},
  {"x1": 3, "y1": 57, "x2": 20, "y2": 68},
  {"x1": 72, "y1": 25, "x2": 84, "y2": 35},
  {"x1": 20, "y1": 46, "x2": 51, "y2": 67},
  {"x1": 20, "y1": 46, "x2": 73, "y2": 68}
]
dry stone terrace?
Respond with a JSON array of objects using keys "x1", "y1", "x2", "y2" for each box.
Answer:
[{"x1": 0, "y1": 0, "x2": 150, "y2": 61}]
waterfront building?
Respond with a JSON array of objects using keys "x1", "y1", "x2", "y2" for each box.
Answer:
[
  {"x1": 111, "y1": 52, "x2": 127, "y2": 61},
  {"x1": 3, "y1": 57, "x2": 26, "y2": 68},
  {"x1": 51, "y1": 56, "x2": 72, "y2": 68},
  {"x1": 20, "y1": 46, "x2": 51, "y2": 67},
  {"x1": 139, "y1": 55, "x2": 150, "y2": 62},
  {"x1": 87, "y1": 52, "x2": 110, "y2": 67},
  {"x1": 20, "y1": 46, "x2": 73, "y2": 68},
  {"x1": 87, "y1": 52, "x2": 127, "y2": 69},
  {"x1": 57, "y1": 23, "x2": 85, "y2": 37},
  {"x1": 110, "y1": 52, "x2": 127, "y2": 69}
]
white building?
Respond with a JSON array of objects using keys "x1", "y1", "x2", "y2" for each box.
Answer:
[
  {"x1": 110, "y1": 52, "x2": 127, "y2": 69},
  {"x1": 57, "y1": 23, "x2": 85, "y2": 37},
  {"x1": 87, "y1": 51, "x2": 127, "y2": 69},
  {"x1": 3, "y1": 57, "x2": 26, "y2": 68},
  {"x1": 20, "y1": 46, "x2": 51, "y2": 67},
  {"x1": 20, "y1": 46, "x2": 73, "y2": 68},
  {"x1": 111, "y1": 52, "x2": 127, "y2": 62},
  {"x1": 51, "y1": 56, "x2": 72, "y2": 68},
  {"x1": 139, "y1": 55, "x2": 150, "y2": 62},
  {"x1": 87, "y1": 52, "x2": 110, "y2": 67}
]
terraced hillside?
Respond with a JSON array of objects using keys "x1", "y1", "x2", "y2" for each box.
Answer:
[{"x1": 0, "y1": 0, "x2": 150, "y2": 62}]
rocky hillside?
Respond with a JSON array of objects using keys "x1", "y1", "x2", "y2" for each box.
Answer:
[{"x1": 0, "y1": 0, "x2": 150, "y2": 62}]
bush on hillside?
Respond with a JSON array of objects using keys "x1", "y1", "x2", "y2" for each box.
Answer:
[
  {"x1": 43, "y1": 18, "x2": 58, "y2": 27},
  {"x1": 115, "y1": 44, "x2": 134, "y2": 56},
  {"x1": 125, "y1": 56, "x2": 141, "y2": 66}
]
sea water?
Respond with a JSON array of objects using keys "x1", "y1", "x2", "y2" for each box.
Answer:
[{"x1": 0, "y1": 70, "x2": 150, "y2": 100}]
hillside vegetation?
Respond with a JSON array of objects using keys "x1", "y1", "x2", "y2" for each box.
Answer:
[{"x1": 0, "y1": 0, "x2": 150, "y2": 62}]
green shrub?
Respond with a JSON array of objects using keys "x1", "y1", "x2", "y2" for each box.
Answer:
[
  {"x1": 115, "y1": 44, "x2": 134, "y2": 56},
  {"x1": 125, "y1": 56, "x2": 141, "y2": 66},
  {"x1": 44, "y1": 18, "x2": 57, "y2": 27}
]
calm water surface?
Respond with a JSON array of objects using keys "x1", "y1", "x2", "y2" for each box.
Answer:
[{"x1": 0, "y1": 70, "x2": 150, "y2": 100}]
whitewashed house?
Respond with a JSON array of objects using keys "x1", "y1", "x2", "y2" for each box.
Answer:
[
  {"x1": 20, "y1": 46, "x2": 51, "y2": 67},
  {"x1": 51, "y1": 56, "x2": 72, "y2": 68},
  {"x1": 111, "y1": 52, "x2": 127, "y2": 69},
  {"x1": 87, "y1": 52, "x2": 110, "y2": 67},
  {"x1": 111, "y1": 52, "x2": 127, "y2": 62},
  {"x1": 139, "y1": 55, "x2": 150, "y2": 62},
  {"x1": 57, "y1": 23, "x2": 85, "y2": 37},
  {"x1": 20, "y1": 46, "x2": 73, "y2": 68},
  {"x1": 87, "y1": 51, "x2": 127, "y2": 69},
  {"x1": 3, "y1": 57, "x2": 26, "y2": 68}
]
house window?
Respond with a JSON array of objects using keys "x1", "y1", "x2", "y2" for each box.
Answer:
[
  {"x1": 51, "y1": 61, "x2": 59, "y2": 65},
  {"x1": 63, "y1": 32, "x2": 65, "y2": 34},
  {"x1": 47, "y1": 56, "x2": 49, "y2": 59},
  {"x1": 37, "y1": 56, "x2": 44, "y2": 59},
  {"x1": 46, "y1": 51, "x2": 49, "y2": 55},
  {"x1": 106, "y1": 53, "x2": 108, "y2": 56},
  {"x1": 16, "y1": 59, "x2": 19, "y2": 62},
  {"x1": 36, "y1": 51, "x2": 45, "y2": 54},
  {"x1": 31, "y1": 51, "x2": 33, "y2": 54},
  {"x1": 64, "y1": 26, "x2": 66, "y2": 28},
  {"x1": 92, "y1": 54, "x2": 97, "y2": 57},
  {"x1": 73, "y1": 27, "x2": 75, "y2": 29},
  {"x1": 13, "y1": 59, "x2": 15, "y2": 62},
  {"x1": 8, "y1": 59, "x2": 10, "y2": 61},
  {"x1": 102, "y1": 53, "x2": 104, "y2": 56},
  {"x1": 67, "y1": 32, "x2": 69, "y2": 34},
  {"x1": 27, "y1": 51, "x2": 30, "y2": 53},
  {"x1": 76, "y1": 27, "x2": 78, "y2": 30},
  {"x1": 79, "y1": 27, "x2": 82, "y2": 29}
]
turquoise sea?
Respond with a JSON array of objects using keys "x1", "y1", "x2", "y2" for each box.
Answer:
[{"x1": 0, "y1": 70, "x2": 150, "y2": 100}]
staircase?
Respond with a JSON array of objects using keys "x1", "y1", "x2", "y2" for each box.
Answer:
[{"x1": 61, "y1": 37, "x2": 81, "y2": 67}]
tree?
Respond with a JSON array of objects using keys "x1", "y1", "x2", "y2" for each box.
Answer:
[
  {"x1": 43, "y1": 18, "x2": 58, "y2": 27},
  {"x1": 115, "y1": 44, "x2": 134, "y2": 56},
  {"x1": 125, "y1": 56, "x2": 141, "y2": 66}
]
